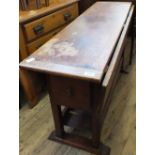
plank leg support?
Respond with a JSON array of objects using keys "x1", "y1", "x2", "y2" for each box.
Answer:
[
  {"x1": 49, "y1": 131, "x2": 110, "y2": 155},
  {"x1": 47, "y1": 103, "x2": 110, "y2": 154}
]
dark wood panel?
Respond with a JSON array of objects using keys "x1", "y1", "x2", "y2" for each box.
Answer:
[
  {"x1": 49, "y1": 131, "x2": 110, "y2": 155},
  {"x1": 48, "y1": 75, "x2": 91, "y2": 110},
  {"x1": 78, "y1": 0, "x2": 96, "y2": 14}
]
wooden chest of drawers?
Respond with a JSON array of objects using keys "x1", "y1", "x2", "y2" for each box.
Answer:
[{"x1": 19, "y1": 0, "x2": 79, "y2": 107}]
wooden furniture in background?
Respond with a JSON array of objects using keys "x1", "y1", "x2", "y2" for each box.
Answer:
[
  {"x1": 20, "y1": 2, "x2": 134, "y2": 154},
  {"x1": 78, "y1": 0, "x2": 96, "y2": 13},
  {"x1": 19, "y1": 0, "x2": 52, "y2": 10},
  {"x1": 19, "y1": 0, "x2": 79, "y2": 107}
]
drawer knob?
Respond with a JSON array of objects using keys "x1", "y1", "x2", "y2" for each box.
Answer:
[
  {"x1": 33, "y1": 24, "x2": 44, "y2": 35},
  {"x1": 64, "y1": 87, "x2": 74, "y2": 97},
  {"x1": 64, "y1": 13, "x2": 72, "y2": 21}
]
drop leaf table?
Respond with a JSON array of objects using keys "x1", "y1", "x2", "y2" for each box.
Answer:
[{"x1": 20, "y1": 2, "x2": 134, "y2": 154}]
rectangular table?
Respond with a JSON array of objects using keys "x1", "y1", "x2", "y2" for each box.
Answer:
[{"x1": 20, "y1": 2, "x2": 134, "y2": 155}]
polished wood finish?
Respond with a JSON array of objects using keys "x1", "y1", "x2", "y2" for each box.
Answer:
[
  {"x1": 19, "y1": 0, "x2": 79, "y2": 107},
  {"x1": 78, "y1": 0, "x2": 136, "y2": 66},
  {"x1": 48, "y1": 76, "x2": 91, "y2": 110},
  {"x1": 20, "y1": 2, "x2": 134, "y2": 154},
  {"x1": 20, "y1": 2, "x2": 132, "y2": 82}
]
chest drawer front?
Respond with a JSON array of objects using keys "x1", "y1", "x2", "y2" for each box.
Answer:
[
  {"x1": 24, "y1": 3, "x2": 78, "y2": 42},
  {"x1": 48, "y1": 76, "x2": 91, "y2": 110},
  {"x1": 27, "y1": 25, "x2": 65, "y2": 54}
]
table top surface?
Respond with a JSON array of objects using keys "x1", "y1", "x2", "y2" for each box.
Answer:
[{"x1": 20, "y1": 2, "x2": 132, "y2": 83}]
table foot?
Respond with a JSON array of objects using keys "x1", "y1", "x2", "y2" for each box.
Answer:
[{"x1": 48, "y1": 131, "x2": 111, "y2": 155}]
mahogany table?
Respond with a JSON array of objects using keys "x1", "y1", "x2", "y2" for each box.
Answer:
[{"x1": 20, "y1": 2, "x2": 134, "y2": 155}]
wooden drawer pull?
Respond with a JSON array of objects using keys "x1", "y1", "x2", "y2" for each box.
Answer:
[
  {"x1": 64, "y1": 13, "x2": 72, "y2": 21},
  {"x1": 33, "y1": 24, "x2": 44, "y2": 35},
  {"x1": 64, "y1": 87, "x2": 74, "y2": 97}
]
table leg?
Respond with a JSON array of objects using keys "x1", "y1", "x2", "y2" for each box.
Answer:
[
  {"x1": 92, "y1": 113, "x2": 101, "y2": 148},
  {"x1": 47, "y1": 79, "x2": 64, "y2": 137},
  {"x1": 50, "y1": 103, "x2": 64, "y2": 137}
]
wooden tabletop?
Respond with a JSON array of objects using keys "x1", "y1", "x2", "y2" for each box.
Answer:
[
  {"x1": 19, "y1": 0, "x2": 79, "y2": 23},
  {"x1": 20, "y1": 2, "x2": 132, "y2": 83}
]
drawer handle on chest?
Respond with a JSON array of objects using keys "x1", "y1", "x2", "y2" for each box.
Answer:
[
  {"x1": 64, "y1": 13, "x2": 72, "y2": 21},
  {"x1": 33, "y1": 24, "x2": 44, "y2": 35}
]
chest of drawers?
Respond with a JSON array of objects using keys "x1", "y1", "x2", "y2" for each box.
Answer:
[{"x1": 19, "y1": 0, "x2": 79, "y2": 107}]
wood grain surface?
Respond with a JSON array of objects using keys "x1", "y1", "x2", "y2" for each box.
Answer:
[{"x1": 20, "y1": 2, "x2": 132, "y2": 83}]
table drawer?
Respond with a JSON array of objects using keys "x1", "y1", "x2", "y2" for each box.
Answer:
[
  {"x1": 48, "y1": 76, "x2": 91, "y2": 110},
  {"x1": 24, "y1": 3, "x2": 78, "y2": 42},
  {"x1": 27, "y1": 26, "x2": 65, "y2": 54}
]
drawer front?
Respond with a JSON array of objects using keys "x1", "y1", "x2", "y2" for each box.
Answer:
[
  {"x1": 24, "y1": 3, "x2": 78, "y2": 42},
  {"x1": 27, "y1": 25, "x2": 65, "y2": 54},
  {"x1": 48, "y1": 76, "x2": 91, "y2": 110}
]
